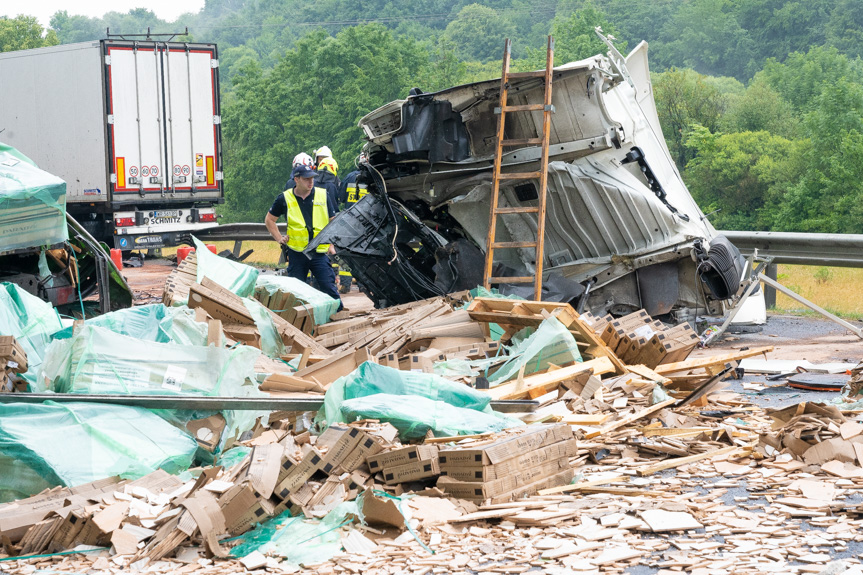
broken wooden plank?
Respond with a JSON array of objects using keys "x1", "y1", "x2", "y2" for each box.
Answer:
[
  {"x1": 636, "y1": 445, "x2": 747, "y2": 476},
  {"x1": 486, "y1": 357, "x2": 615, "y2": 400},
  {"x1": 583, "y1": 398, "x2": 676, "y2": 440}
]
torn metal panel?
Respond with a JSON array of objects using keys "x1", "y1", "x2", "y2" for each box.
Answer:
[{"x1": 341, "y1": 36, "x2": 744, "y2": 315}]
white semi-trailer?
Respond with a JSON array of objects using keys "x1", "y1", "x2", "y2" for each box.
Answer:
[{"x1": 0, "y1": 39, "x2": 223, "y2": 250}]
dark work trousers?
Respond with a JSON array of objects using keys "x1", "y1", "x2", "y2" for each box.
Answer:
[{"x1": 285, "y1": 249, "x2": 344, "y2": 311}]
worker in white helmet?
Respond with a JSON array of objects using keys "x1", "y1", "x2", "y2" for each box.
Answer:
[
  {"x1": 312, "y1": 146, "x2": 341, "y2": 214},
  {"x1": 284, "y1": 152, "x2": 314, "y2": 190}
]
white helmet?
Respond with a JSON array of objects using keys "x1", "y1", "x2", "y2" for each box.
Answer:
[
  {"x1": 292, "y1": 152, "x2": 313, "y2": 168},
  {"x1": 314, "y1": 146, "x2": 333, "y2": 159}
]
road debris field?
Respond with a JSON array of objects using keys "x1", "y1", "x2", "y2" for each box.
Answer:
[{"x1": 1, "y1": 250, "x2": 863, "y2": 575}]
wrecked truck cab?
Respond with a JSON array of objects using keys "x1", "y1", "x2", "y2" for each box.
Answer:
[{"x1": 316, "y1": 38, "x2": 744, "y2": 317}]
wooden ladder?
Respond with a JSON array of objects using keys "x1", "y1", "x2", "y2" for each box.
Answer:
[{"x1": 482, "y1": 36, "x2": 554, "y2": 301}]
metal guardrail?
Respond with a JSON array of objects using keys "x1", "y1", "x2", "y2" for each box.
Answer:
[
  {"x1": 197, "y1": 225, "x2": 863, "y2": 268},
  {"x1": 721, "y1": 231, "x2": 863, "y2": 267}
]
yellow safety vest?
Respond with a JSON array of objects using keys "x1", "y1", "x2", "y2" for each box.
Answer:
[
  {"x1": 283, "y1": 187, "x2": 329, "y2": 253},
  {"x1": 346, "y1": 182, "x2": 368, "y2": 205}
]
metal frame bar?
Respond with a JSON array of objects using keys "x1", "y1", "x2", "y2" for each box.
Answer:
[{"x1": 0, "y1": 394, "x2": 539, "y2": 413}]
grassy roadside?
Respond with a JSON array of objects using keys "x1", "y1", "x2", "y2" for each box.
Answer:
[{"x1": 772, "y1": 264, "x2": 863, "y2": 321}]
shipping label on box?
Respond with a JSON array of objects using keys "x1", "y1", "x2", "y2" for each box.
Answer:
[
  {"x1": 440, "y1": 439, "x2": 577, "y2": 482},
  {"x1": 366, "y1": 445, "x2": 439, "y2": 472},
  {"x1": 383, "y1": 458, "x2": 440, "y2": 485}
]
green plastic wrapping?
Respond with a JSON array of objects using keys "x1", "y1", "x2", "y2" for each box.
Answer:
[
  {"x1": 488, "y1": 317, "x2": 582, "y2": 384},
  {"x1": 0, "y1": 401, "x2": 198, "y2": 487},
  {"x1": 192, "y1": 236, "x2": 259, "y2": 298},
  {"x1": 52, "y1": 304, "x2": 208, "y2": 346},
  {"x1": 37, "y1": 325, "x2": 267, "y2": 447},
  {"x1": 0, "y1": 452, "x2": 53, "y2": 503},
  {"x1": 231, "y1": 502, "x2": 358, "y2": 566},
  {"x1": 340, "y1": 393, "x2": 519, "y2": 440},
  {"x1": 0, "y1": 282, "x2": 64, "y2": 386},
  {"x1": 255, "y1": 275, "x2": 339, "y2": 325},
  {"x1": 322, "y1": 362, "x2": 493, "y2": 428},
  {"x1": 0, "y1": 142, "x2": 68, "y2": 253},
  {"x1": 242, "y1": 298, "x2": 287, "y2": 358}
]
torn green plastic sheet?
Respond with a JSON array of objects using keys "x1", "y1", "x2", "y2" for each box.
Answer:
[
  {"x1": 0, "y1": 142, "x2": 68, "y2": 252},
  {"x1": 0, "y1": 401, "x2": 197, "y2": 487},
  {"x1": 230, "y1": 502, "x2": 359, "y2": 567},
  {"x1": 322, "y1": 362, "x2": 493, "y2": 428},
  {"x1": 242, "y1": 298, "x2": 286, "y2": 358},
  {"x1": 341, "y1": 393, "x2": 519, "y2": 440},
  {"x1": 37, "y1": 325, "x2": 267, "y2": 448},
  {"x1": 487, "y1": 316, "x2": 582, "y2": 384},
  {"x1": 255, "y1": 275, "x2": 339, "y2": 326},
  {"x1": 0, "y1": 452, "x2": 53, "y2": 503},
  {"x1": 0, "y1": 282, "x2": 64, "y2": 386},
  {"x1": 192, "y1": 236, "x2": 259, "y2": 298},
  {"x1": 51, "y1": 304, "x2": 209, "y2": 346}
]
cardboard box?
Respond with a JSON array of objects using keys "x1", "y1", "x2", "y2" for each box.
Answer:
[
  {"x1": 366, "y1": 445, "x2": 439, "y2": 473},
  {"x1": 220, "y1": 485, "x2": 274, "y2": 536},
  {"x1": 438, "y1": 424, "x2": 572, "y2": 467},
  {"x1": 439, "y1": 438, "x2": 577, "y2": 482},
  {"x1": 186, "y1": 414, "x2": 227, "y2": 452},
  {"x1": 488, "y1": 468, "x2": 575, "y2": 504},
  {"x1": 400, "y1": 348, "x2": 445, "y2": 373},
  {"x1": 337, "y1": 434, "x2": 385, "y2": 474},
  {"x1": 383, "y1": 457, "x2": 440, "y2": 485},
  {"x1": 316, "y1": 425, "x2": 365, "y2": 474},
  {"x1": 273, "y1": 449, "x2": 323, "y2": 499},
  {"x1": 437, "y1": 457, "x2": 569, "y2": 499},
  {"x1": 0, "y1": 335, "x2": 27, "y2": 373},
  {"x1": 600, "y1": 310, "x2": 650, "y2": 349}
]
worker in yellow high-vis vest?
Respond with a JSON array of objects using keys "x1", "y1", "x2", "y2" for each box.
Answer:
[{"x1": 265, "y1": 164, "x2": 342, "y2": 310}]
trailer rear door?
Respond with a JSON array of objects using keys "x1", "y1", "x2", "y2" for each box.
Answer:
[{"x1": 104, "y1": 40, "x2": 222, "y2": 206}]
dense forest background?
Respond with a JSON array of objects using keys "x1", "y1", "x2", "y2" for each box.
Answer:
[{"x1": 3, "y1": 0, "x2": 863, "y2": 231}]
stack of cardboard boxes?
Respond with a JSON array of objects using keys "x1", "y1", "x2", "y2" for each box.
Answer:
[
  {"x1": 594, "y1": 309, "x2": 698, "y2": 369},
  {"x1": 436, "y1": 424, "x2": 577, "y2": 503},
  {"x1": 0, "y1": 335, "x2": 27, "y2": 391},
  {"x1": 367, "y1": 445, "x2": 441, "y2": 486}
]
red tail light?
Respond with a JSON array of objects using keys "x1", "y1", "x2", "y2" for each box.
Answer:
[
  {"x1": 198, "y1": 213, "x2": 217, "y2": 223},
  {"x1": 114, "y1": 217, "x2": 134, "y2": 227}
]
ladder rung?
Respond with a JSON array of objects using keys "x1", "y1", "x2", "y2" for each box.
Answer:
[
  {"x1": 489, "y1": 276, "x2": 535, "y2": 284},
  {"x1": 497, "y1": 172, "x2": 542, "y2": 180},
  {"x1": 505, "y1": 70, "x2": 549, "y2": 79},
  {"x1": 495, "y1": 104, "x2": 554, "y2": 114},
  {"x1": 490, "y1": 241, "x2": 537, "y2": 249},
  {"x1": 494, "y1": 207, "x2": 539, "y2": 214},
  {"x1": 500, "y1": 138, "x2": 543, "y2": 146}
]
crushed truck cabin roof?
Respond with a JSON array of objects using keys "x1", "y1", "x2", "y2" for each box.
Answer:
[{"x1": 315, "y1": 36, "x2": 744, "y2": 317}]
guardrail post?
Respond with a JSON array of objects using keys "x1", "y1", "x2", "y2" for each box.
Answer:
[{"x1": 764, "y1": 263, "x2": 777, "y2": 308}]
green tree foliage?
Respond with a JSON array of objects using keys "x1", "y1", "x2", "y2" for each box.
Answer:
[
  {"x1": 773, "y1": 79, "x2": 863, "y2": 232},
  {"x1": 222, "y1": 24, "x2": 428, "y2": 223},
  {"x1": 756, "y1": 46, "x2": 863, "y2": 114},
  {"x1": 443, "y1": 4, "x2": 516, "y2": 62},
  {"x1": 50, "y1": 11, "x2": 104, "y2": 44},
  {"x1": 683, "y1": 126, "x2": 800, "y2": 230},
  {"x1": 653, "y1": 68, "x2": 726, "y2": 169},
  {"x1": 0, "y1": 15, "x2": 58, "y2": 52},
  {"x1": 720, "y1": 77, "x2": 798, "y2": 138},
  {"x1": 654, "y1": 0, "x2": 756, "y2": 80}
]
